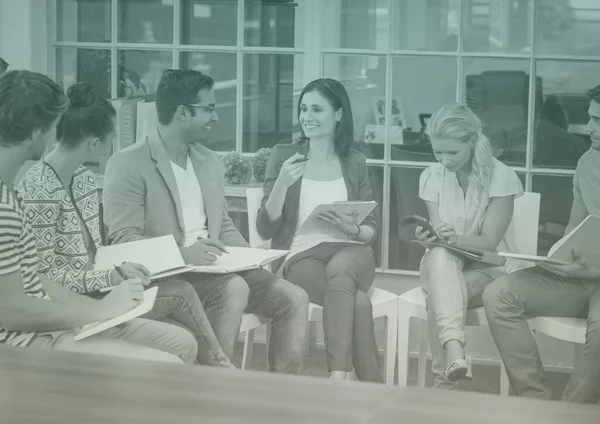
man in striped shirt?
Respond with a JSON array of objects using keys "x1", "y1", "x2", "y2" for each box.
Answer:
[{"x1": 0, "y1": 70, "x2": 196, "y2": 362}]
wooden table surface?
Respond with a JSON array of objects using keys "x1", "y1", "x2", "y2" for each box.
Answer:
[{"x1": 1, "y1": 345, "x2": 597, "y2": 424}]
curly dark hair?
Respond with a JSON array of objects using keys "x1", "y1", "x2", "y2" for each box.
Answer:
[{"x1": 587, "y1": 85, "x2": 600, "y2": 103}]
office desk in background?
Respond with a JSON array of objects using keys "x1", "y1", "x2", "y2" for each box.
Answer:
[{"x1": 1, "y1": 345, "x2": 598, "y2": 424}]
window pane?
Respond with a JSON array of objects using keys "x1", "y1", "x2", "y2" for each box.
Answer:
[
  {"x1": 181, "y1": 52, "x2": 237, "y2": 152},
  {"x1": 245, "y1": 0, "x2": 306, "y2": 48},
  {"x1": 117, "y1": 50, "x2": 172, "y2": 98},
  {"x1": 242, "y1": 54, "x2": 303, "y2": 153},
  {"x1": 322, "y1": 0, "x2": 389, "y2": 50},
  {"x1": 118, "y1": 0, "x2": 173, "y2": 44},
  {"x1": 323, "y1": 55, "x2": 386, "y2": 160},
  {"x1": 532, "y1": 174, "x2": 574, "y2": 255},
  {"x1": 464, "y1": 58, "x2": 530, "y2": 166},
  {"x1": 536, "y1": 0, "x2": 600, "y2": 56},
  {"x1": 393, "y1": 0, "x2": 460, "y2": 51},
  {"x1": 57, "y1": 0, "x2": 110, "y2": 43},
  {"x1": 368, "y1": 165, "x2": 384, "y2": 268},
  {"x1": 389, "y1": 166, "x2": 428, "y2": 271},
  {"x1": 56, "y1": 48, "x2": 112, "y2": 98},
  {"x1": 463, "y1": 0, "x2": 532, "y2": 53},
  {"x1": 181, "y1": 0, "x2": 237, "y2": 46},
  {"x1": 533, "y1": 61, "x2": 597, "y2": 169},
  {"x1": 390, "y1": 56, "x2": 457, "y2": 162}
]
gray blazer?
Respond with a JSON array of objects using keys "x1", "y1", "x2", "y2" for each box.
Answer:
[
  {"x1": 256, "y1": 141, "x2": 378, "y2": 272},
  {"x1": 102, "y1": 131, "x2": 248, "y2": 248}
]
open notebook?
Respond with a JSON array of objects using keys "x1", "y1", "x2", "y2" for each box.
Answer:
[
  {"x1": 189, "y1": 246, "x2": 288, "y2": 274},
  {"x1": 297, "y1": 201, "x2": 377, "y2": 235},
  {"x1": 415, "y1": 240, "x2": 506, "y2": 266},
  {"x1": 94, "y1": 235, "x2": 192, "y2": 281},
  {"x1": 95, "y1": 235, "x2": 288, "y2": 280},
  {"x1": 498, "y1": 215, "x2": 600, "y2": 266},
  {"x1": 74, "y1": 286, "x2": 158, "y2": 341}
]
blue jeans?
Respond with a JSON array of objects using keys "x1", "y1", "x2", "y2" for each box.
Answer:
[
  {"x1": 141, "y1": 278, "x2": 233, "y2": 367},
  {"x1": 183, "y1": 269, "x2": 309, "y2": 374}
]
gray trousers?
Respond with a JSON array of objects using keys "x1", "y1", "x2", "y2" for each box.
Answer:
[
  {"x1": 283, "y1": 242, "x2": 382, "y2": 383},
  {"x1": 483, "y1": 266, "x2": 600, "y2": 403}
]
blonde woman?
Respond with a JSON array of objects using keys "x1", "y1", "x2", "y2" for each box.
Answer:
[{"x1": 415, "y1": 103, "x2": 523, "y2": 387}]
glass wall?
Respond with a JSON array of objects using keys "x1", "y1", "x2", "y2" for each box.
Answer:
[{"x1": 53, "y1": 0, "x2": 600, "y2": 273}]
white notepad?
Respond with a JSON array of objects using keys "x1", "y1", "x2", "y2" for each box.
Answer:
[
  {"x1": 498, "y1": 215, "x2": 600, "y2": 266},
  {"x1": 189, "y1": 247, "x2": 288, "y2": 274},
  {"x1": 94, "y1": 235, "x2": 192, "y2": 280},
  {"x1": 74, "y1": 286, "x2": 159, "y2": 341},
  {"x1": 297, "y1": 201, "x2": 377, "y2": 235}
]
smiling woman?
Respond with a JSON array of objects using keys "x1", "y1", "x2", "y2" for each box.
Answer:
[{"x1": 256, "y1": 78, "x2": 382, "y2": 383}]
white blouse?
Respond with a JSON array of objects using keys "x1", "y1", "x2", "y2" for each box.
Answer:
[{"x1": 419, "y1": 158, "x2": 524, "y2": 271}]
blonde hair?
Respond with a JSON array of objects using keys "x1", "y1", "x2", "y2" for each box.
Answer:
[{"x1": 426, "y1": 103, "x2": 494, "y2": 205}]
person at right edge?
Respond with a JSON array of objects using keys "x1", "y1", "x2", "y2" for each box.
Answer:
[
  {"x1": 256, "y1": 78, "x2": 382, "y2": 383},
  {"x1": 483, "y1": 85, "x2": 600, "y2": 404}
]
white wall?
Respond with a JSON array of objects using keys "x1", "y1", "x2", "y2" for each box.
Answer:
[{"x1": 0, "y1": 0, "x2": 49, "y2": 74}]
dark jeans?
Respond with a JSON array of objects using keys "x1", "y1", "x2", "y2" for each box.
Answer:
[
  {"x1": 183, "y1": 268, "x2": 309, "y2": 374},
  {"x1": 483, "y1": 266, "x2": 600, "y2": 404},
  {"x1": 142, "y1": 278, "x2": 233, "y2": 367},
  {"x1": 284, "y1": 242, "x2": 382, "y2": 383}
]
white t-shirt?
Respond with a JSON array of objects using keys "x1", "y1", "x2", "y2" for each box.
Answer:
[
  {"x1": 419, "y1": 158, "x2": 524, "y2": 272},
  {"x1": 171, "y1": 156, "x2": 209, "y2": 247},
  {"x1": 285, "y1": 177, "x2": 359, "y2": 265}
]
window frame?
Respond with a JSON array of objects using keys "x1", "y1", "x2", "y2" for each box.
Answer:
[{"x1": 49, "y1": 0, "x2": 597, "y2": 275}]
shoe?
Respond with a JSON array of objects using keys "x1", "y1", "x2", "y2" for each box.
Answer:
[{"x1": 445, "y1": 357, "x2": 473, "y2": 382}]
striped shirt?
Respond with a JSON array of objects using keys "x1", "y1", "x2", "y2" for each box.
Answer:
[{"x1": 0, "y1": 179, "x2": 49, "y2": 347}]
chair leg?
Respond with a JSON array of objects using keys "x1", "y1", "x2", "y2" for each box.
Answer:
[
  {"x1": 241, "y1": 330, "x2": 255, "y2": 371},
  {"x1": 264, "y1": 324, "x2": 271, "y2": 371},
  {"x1": 416, "y1": 319, "x2": 428, "y2": 388},
  {"x1": 383, "y1": 312, "x2": 398, "y2": 386},
  {"x1": 396, "y1": 313, "x2": 411, "y2": 387},
  {"x1": 500, "y1": 361, "x2": 510, "y2": 396},
  {"x1": 308, "y1": 322, "x2": 318, "y2": 356}
]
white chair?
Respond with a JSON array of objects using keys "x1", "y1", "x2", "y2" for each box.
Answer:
[
  {"x1": 238, "y1": 187, "x2": 272, "y2": 370},
  {"x1": 528, "y1": 317, "x2": 587, "y2": 376},
  {"x1": 396, "y1": 192, "x2": 541, "y2": 392},
  {"x1": 239, "y1": 312, "x2": 271, "y2": 370}
]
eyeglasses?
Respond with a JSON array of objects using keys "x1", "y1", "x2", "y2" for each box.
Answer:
[{"x1": 187, "y1": 103, "x2": 216, "y2": 113}]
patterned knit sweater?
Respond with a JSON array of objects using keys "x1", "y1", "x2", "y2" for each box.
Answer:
[{"x1": 17, "y1": 161, "x2": 112, "y2": 293}]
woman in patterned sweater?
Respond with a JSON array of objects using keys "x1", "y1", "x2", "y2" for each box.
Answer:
[{"x1": 18, "y1": 82, "x2": 234, "y2": 368}]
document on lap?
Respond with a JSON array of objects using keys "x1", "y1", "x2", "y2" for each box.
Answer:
[
  {"x1": 497, "y1": 215, "x2": 600, "y2": 266},
  {"x1": 95, "y1": 235, "x2": 288, "y2": 284},
  {"x1": 74, "y1": 286, "x2": 159, "y2": 341},
  {"x1": 94, "y1": 235, "x2": 193, "y2": 288},
  {"x1": 187, "y1": 246, "x2": 288, "y2": 274},
  {"x1": 297, "y1": 200, "x2": 377, "y2": 235},
  {"x1": 414, "y1": 239, "x2": 507, "y2": 267}
]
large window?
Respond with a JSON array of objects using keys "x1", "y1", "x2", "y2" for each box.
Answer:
[
  {"x1": 52, "y1": 0, "x2": 600, "y2": 274},
  {"x1": 53, "y1": 0, "x2": 308, "y2": 153}
]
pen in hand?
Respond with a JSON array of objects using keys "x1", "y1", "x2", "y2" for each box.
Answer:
[
  {"x1": 197, "y1": 236, "x2": 230, "y2": 254},
  {"x1": 114, "y1": 264, "x2": 128, "y2": 280}
]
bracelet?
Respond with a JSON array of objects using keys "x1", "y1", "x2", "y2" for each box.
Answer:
[{"x1": 347, "y1": 224, "x2": 361, "y2": 239}]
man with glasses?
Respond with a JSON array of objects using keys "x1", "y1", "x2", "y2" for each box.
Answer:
[{"x1": 102, "y1": 69, "x2": 309, "y2": 374}]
